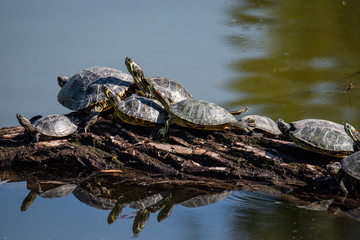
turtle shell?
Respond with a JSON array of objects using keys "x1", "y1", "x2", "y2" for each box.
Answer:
[
  {"x1": 57, "y1": 66, "x2": 133, "y2": 110},
  {"x1": 242, "y1": 115, "x2": 281, "y2": 136},
  {"x1": 277, "y1": 118, "x2": 345, "y2": 134},
  {"x1": 113, "y1": 95, "x2": 168, "y2": 125},
  {"x1": 341, "y1": 151, "x2": 360, "y2": 180},
  {"x1": 290, "y1": 126, "x2": 355, "y2": 157},
  {"x1": 149, "y1": 77, "x2": 193, "y2": 103},
  {"x1": 170, "y1": 99, "x2": 236, "y2": 128},
  {"x1": 33, "y1": 114, "x2": 77, "y2": 137}
]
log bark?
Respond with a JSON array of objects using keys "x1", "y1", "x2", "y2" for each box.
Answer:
[{"x1": 0, "y1": 112, "x2": 358, "y2": 205}]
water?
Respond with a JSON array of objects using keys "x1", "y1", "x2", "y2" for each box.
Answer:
[{"x1": 2, "y1": 0, "x2": 360, "y2": 239}]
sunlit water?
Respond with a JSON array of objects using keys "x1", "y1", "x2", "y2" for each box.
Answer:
[{"x1": 2, "y1": 0, "x2": 360, "y2": 239}]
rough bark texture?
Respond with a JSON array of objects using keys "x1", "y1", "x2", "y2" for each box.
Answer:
[{"x1": 1, "y1": 112, "x2": 360, "y2": 214}]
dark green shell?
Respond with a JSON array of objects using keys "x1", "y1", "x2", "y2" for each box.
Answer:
[
  {"x1": 242, "y1": 115, "x2": 281, "y2": 136},
  {"x1": 113, "y1": 95, "x2": 168, "y2": 125},
  {"x1": 58, "y1": 66, "x2": 133, "y2": 110},
  {"x1": 290, "y1": 126, "x2": 355, "y2": 157},
  {"x1": 170, "y1": 99, "x2": 236, "y2": 126},
  {"x1": 33, "y1": 114, "x2": 77, "y2": 137},
  {"x1": 277, "y1": 118, "x2": 345, "y2": 134},
  {"x1": 149, "y1": 77, "x2": 193, "y2": 102},
  {"x1": 341, "y1": 151, "x2": 360, "y2": 180}
]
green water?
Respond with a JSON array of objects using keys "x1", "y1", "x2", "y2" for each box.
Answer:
[{"x1": 1, "y1": 0, "x2": 360, "y2": 239}]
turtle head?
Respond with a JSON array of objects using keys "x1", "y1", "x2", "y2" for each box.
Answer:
[
  {"x1": 141, "y1": 77, "x2": 171, "y2": 110},
  {"x1": 101, "y1": 85, "x2": 119, "y2": 108},
  {"x1": 125, "y1": 57, "x2": 144, "y2": 84},
  {"x1": 57, "y1": 76, "x2": 69, "y2": 87},
  {"x1": 16, "y1": 113, "x2": 36, "y2": 136},
  {"x1": 344, "y1": 123, "x2": 360, "y2": 148}
]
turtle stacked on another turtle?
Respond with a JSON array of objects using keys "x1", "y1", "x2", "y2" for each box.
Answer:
[{"x1": 124, "y1": 58, "x2": 254, "y2": 136}]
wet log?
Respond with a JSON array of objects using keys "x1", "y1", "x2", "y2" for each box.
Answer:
[{"x1": 0, "y1": 112, "x2": 344, "y2": 194}]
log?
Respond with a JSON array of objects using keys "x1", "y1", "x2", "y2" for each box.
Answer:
[{"x1": 1, "y1": 111, "x2": 360, "y2": 213}]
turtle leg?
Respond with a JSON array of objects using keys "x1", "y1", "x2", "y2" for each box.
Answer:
[
  {"x1": 158, "y1": 118, "x2": 175, "y2": 137},
  {"x1": 229, "y1": 107, "x2": 250, "y2": 116},
  {"x1": 231, "y1": 118, "x2": 256, "y2": 133},
  {"x1": 339, "y1": 177, "x2": 349, "y2": 196},
  {"x1": 84, "y1": 106, "x2": 103, "y2": 133}
]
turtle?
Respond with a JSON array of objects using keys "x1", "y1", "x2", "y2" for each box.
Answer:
[
  {"x1": 16, "y1": 113, "x2": 77, "y2": 143},
  {"x1": 276, "y1": 118, "x2": 345, "y2": 139},
  {"x1": 126, "y1": 66, "x2": 254, "y2": 136},
  {"x1": 289, "y1": 126, "x2": 356, "y2": 158},
  {"x1": 57, "y1": 66, "x2": 134, "y2": 132},
  {"x1": 326, "y1": 151, "x2": 360, "y2": 195},
  {"x1": 124, "y1": 57, "x2": 193, "y2": 103},
  {"x1": 101, "y1": 85, "x2": 168, "y2": 127},
  {"x1": 124, "y1": 57, "x2": 248, "y2": 116},
  {"x1": 240, "y1": 115, "x2": 282, "y2": 137}
]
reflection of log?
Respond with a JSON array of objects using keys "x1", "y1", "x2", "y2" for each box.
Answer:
[{"x1": 0, "y1": 112, "x2": 342, "y2": 192}]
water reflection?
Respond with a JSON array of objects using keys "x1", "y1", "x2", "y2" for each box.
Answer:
[
  {"x1": 2, "y1": 168, "x2": 360, "y2": 238},
  {"x1": 225, "y1": 0, "x2": 360, "y2": 124},
  {"x1": 12, "y1": 169, "x2": 232, "y2": 236}
]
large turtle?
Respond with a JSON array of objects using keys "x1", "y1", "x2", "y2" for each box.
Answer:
[
  {"x1": 289, "y1": 126, "x2": 356, "y2": 158},
  {"x1": 57, "y1": 66, "x2": 134, "y2": 132},
  {"x1": 101, "y1": 85, "x2": 168, "y2": 127},
  {"x1": 277, "y1": 118, "x2": 345, "y2": 139},
  {"x1": 16, "y1": 113, "x2": 77, "y2": 143},
  {"x1": 240, "y1": 115, "x2": 281, "y2": 137},
  {"x1": 126, "y1": 63, "x2": 254, "y2": 136},
  {"x1": 125, "y1": 57, "x2": 193, "y2": 103}
]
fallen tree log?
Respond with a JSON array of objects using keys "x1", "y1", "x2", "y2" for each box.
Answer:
[
  {"x1": 0, "y1": 112, "x2": 340, "y2": 189},
  {"x1": 2, "y1": 112, "x2": 360, "y2": 218}
]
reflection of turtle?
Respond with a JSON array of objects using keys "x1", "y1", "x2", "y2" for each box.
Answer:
[
  {"x1": 135, "y1": 75, "x2": 253, "y2": 136},
  {"x1": 289, "y1": 126, "x2": 355, "y2": 158},
  {"x1": 16, "y1": 113, "x2": 77, "y2": 143},
  {"x1": 125, "y1": 57, "x2": 193, "y2": 103},
  {"x1": 240, "y1": 115, "x2": 281, "y2": 137},
  {"x1": 102, "y1": 85, "x2": 168, "y2": 127},
  {"x1": 327, "y1": 151, "x2": 360, "y2": 195},
  {"x1": 72, "y1": 186, "x2": 116, "y2": 210},
  {"x1": 157, "y1": 190, "x2": 232, "y2": 222},
  {"x1": 21, "y1": 183, "x2": 77, "y2": 212},
  {"x1": 57, "y1": 66, "x2": 134, "y2": 132},
  {"x1": 107, "y1": 191, "x2": 169, "y2": 225}
]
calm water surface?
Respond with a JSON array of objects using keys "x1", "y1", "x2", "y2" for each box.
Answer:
[{"x1": 1, "y1": 0, "x2": 360, "y2": 239}]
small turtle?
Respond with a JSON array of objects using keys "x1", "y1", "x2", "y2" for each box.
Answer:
[
  {"x1": 57, "y1": 66, "x2": 134, "y2": 132},
  {"x1": 289, "y1": 126, "x2": 356, "y2": 158},
  {"x1": 102, "y1": 85, "x2": 168, "y2": 127},
  {"x1": 125, "y1": 57, "x2": 193, "y2": 103},
  {"x1": 326, "y1": 151, "x2": 360, "y2": 195},
  {"x1": 277, "y1": 118, "x2": 345, "y2": 139},
  {"x1": 16, "y1": 113, "x2": 77, "y2": 143},
  {"x1": 240, "y1": 115, "x2": 281, "y2": 137},
  {"x1": 126, "y1": 64, "x2": 254, "y2": 136}
]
